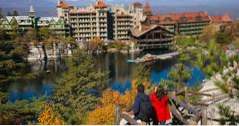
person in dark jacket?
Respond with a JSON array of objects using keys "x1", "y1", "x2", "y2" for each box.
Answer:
[{"x1": 128, "y1": 84, "x2": 155, "y2": 124}]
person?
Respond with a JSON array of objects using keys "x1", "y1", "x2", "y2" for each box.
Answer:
[
  {"x1": 150, "y1": 86, "x2": 171, "y2": 124},
  {"x1": 124, "y1": 84, "x2": 155, "y2": 124}
]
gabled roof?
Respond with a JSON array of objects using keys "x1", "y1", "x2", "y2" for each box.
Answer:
[
  {"x1": 132, "y1": 2, "x2": 143, "y2": 8},
  {"x1": 148, "y1": 11, "x2": 210, "y2": 24},
  {"x1": 6, "y1": 16, "x2": 32, "y2": 25},
  {"x1": 210, "y1": 14, "x2": 233, "y2": 23},
  {"x1": 131, "y1": 24, "x2": 174, "y2": 38},
  {"x1": 38, "y1": 17, "x2": 63, "y2": 26},
  {"x1": 6, "y1": 16, "x2": 13, "y2": 23}
]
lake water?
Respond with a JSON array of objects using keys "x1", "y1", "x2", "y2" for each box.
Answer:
[{"x1": 8, "y1": 52, "x2": 205, "y2": 102}]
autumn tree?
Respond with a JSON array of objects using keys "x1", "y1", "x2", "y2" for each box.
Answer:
[
  {"x1": 199, "y1": 24, "x2": 217, "y2": 43},
  {"x1": 51, "y1": 49, "x2": 108, "y2": 124},
  {"x1": 38, "y1": 104, "x2": 64, "y2": 125},
  {"x1": 86, "y1": 74, "x2": 150, "y2": 125},
  {"x1": 88, "y1": 37, "x2": 103, "y2": 53}
]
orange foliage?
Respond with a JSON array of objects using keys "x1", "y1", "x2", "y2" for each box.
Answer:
[
  {"x1": 87, "y1": 103, "x2": 115, "y2": 125},
  {"x1": 38, "y1": 105, "x2": 64, "y2": 125},
  {"x1": 86, "y1": 79, "x2": 151, "y2": 124},
  {"x1": 89, "y1": 37, "x2": 103, "y2": 51}
]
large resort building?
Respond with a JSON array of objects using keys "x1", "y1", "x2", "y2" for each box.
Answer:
[
  {"x1": 0, "y1": 0, "x2": 233, "y2": 50},
  {"x1": 57, "y1": 0, "x2": 141, "y2": 41},
  {"x1": 146, "y1": 12, "x2": 233, "y2": 36}
]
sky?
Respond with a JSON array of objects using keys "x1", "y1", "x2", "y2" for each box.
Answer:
[{"x1": 1, "y1": 0, "x2": 239, "y2": 18}]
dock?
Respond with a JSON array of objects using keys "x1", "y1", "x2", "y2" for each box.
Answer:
[{"x1": 127, "y1": 51, "x2": 179, "y2": 63}]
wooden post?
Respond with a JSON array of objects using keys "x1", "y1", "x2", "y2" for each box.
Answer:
[
  {"x1": 201, "y1": 106, "x2": 207, "y2": 125},
  {"x1": 115, "y1": 104, "x2": 121, "y2": 125},
  {"x1": 185, "y1": 87, "x2": 188, "y2": 102}
]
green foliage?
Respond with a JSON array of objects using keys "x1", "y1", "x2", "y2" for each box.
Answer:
[
  {"x1": 160, "y1": 80, "x2": 176, "y2": 91},
  {"x1": 0, "y1": 98, "x2": 46, "y2": 124},
  {"x1": 12, "y1": 10, "x2": 19, "y2": 16},
  {"x1": 216, "y1": 31, "x2": 232, "y2": 44},
  {"x1": 176, "y1": 36, "x2": 196, "y2": 48},
  {"x1": 218, "y1": 104, "x2": 239, "y2": 125},
  {"x1": 51, "y1": 49, "x2": 108, "y2": 124},
  {"x1": 215, "y1": 81, "x2": 229, "y2": 94},
  {"x1": 0, "y1": 40, "x2": 29, "y2": 84},
  {"x1": 0, "y1": 8, "x2": 3, "y2": 18},
  {"x1": 168, "y1": 63, "x2": 191, "y2": 84},
  {"x1": 132, "y1": 64, "x2": 150, "y2": 85}
]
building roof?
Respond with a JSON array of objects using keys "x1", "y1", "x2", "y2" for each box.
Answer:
[
  {"x1": 69, "y1": 8, "x2": 95, "y2": 14},
  {"x1": 57, "y1": 0, "x2": 73, "y2": 9},
  {"x1": 210, "y1": 14, "x2": 233, "y2": 24},
  {"x1": 94, "y1": 0, "x2": 107, "y2": 9},
  {"x1": 132, "y1": 2, "x2": 143, "y2": 8},
  {"x1": 131, "y1": 24, "x2": 174, "y2": 37},
  {"x1": 6, "y1": 16, "x2": 32, "y2": 25},
  {"x1": 148, "y1": 11, "x2": 211, "y2": 24}
]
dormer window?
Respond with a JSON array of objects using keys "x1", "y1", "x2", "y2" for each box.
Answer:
[
  {"x1": 164, "y1": 17, "x2": 172, "y2": 22},
  {"x1": 196, "y1": 15, "x2": 202, "y2": 21},
  {"x1": 180, "y1": 16, "x2": 187, "y2": 22}
]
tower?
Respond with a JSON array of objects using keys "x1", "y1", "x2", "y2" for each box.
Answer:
[
  {"x1": 28, "y1": 5, "x2": 35, "y2": 18},
  {"x1": 143, "y1": 2, "x2": 152, "y2": 16}
]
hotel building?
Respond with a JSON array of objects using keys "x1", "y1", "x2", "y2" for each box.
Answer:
[
  {"x1": 57, "y1": 0, "x2": 146, "y2": 41},
  {"x1": 146, "y1": 12, "x2": 212, "y2": 36}
]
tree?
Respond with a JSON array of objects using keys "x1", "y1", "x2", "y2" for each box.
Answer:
[
  {"x1": 7, "y1": 11, "x2": 12, "y2": 16},
  {"x1": 65, "y1": 36, "x2": 77, "y2": 55},
  {"x1": 0, "y1": 8, "x2": 4, "y2": 18},
  {"x1": 168, "y1": 63, "x2": 191, "y2": 90},
  {"x1": 0, "y1": 98, "x2": 45, "y2": 124},
  {"x1": 216, "y1": 31, "x2": 232, "y2": 44},
  {"x1": 88, "y1": 37, "x2": 103, "y2": 53},
  {"x1": 38, "y1": 104, "x2": 64, "y2": 125},
  {"x1": 38, "y1": 28, "x2": 51, "y2": 61},
  {"x1": 12, "y1": 10, "x2": 19, "y2": 16},
  {"x1": 51, "y1": 49, "x2": 108, "y2": 124},
  {"x1": 22, "y1": 28, "x2": 42, "y2": 59},
  {"x1": 199, "y1": 24, "x2": 217, "y2": 43},
  {"x1": 132, "y1": 64, "x2": 150, "y2": 85},
  {"x1": 0, "y1": 31, "x2": 29, "y2": 85},
  {"x1": 218, "y1": 104, "x2": 239, "y2": 125}
]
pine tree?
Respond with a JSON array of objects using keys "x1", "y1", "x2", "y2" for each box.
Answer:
[{"x1": 51, "y1": 49, "x2": 108, "y2": 124}]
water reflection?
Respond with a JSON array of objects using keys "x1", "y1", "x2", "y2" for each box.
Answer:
[{"x1": 8, "y1": 52, "x2": 205, "y2": 101}]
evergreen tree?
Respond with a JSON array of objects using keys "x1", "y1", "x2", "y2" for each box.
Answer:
[
  {"x1": 51, "y1": 49, "x2": 108, "y2": 124},
  {"x1": 12, "y1": 10, "x2": 19, "y2": 16},
  {"x1": 7, "y1": 11, "x2": 12, "y2": 16},
  {"x1": 0, "y1": 30, "x2": 29, "y2": 85},
  {"x1": 0, "y1": 8, "x2": 4, "y2": 18}
]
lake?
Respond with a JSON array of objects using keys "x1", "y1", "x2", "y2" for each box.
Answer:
[{"x1": 8, "y1": 52, "x2": 205, "y2": 102}]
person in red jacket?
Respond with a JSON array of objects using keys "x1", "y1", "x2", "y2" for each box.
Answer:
[{"x1": 150, "y1": 86, "x2": 171, "y2": 124}]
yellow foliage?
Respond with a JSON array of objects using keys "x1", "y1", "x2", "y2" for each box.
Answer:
[
  {"x1": 86, "y1": 79, "x2": 152, "y2": 124},
  {"x1": 38, "y1": 105, "x2": 64, "y2": 125},
  {"x1": 87, "y1": 104, "x2": 116, "y2": 125},
  {"x1": 101, "y1": 90, "x2": 120, "y2": 105}
]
